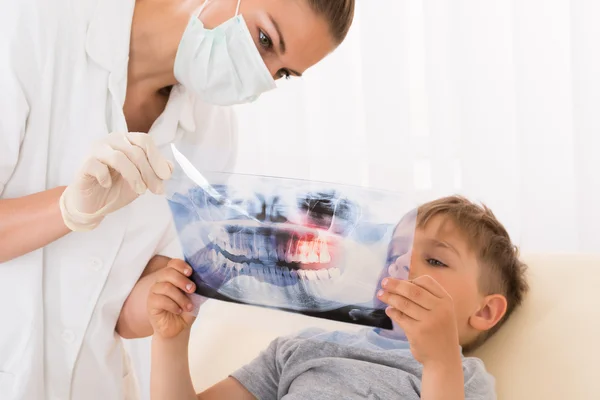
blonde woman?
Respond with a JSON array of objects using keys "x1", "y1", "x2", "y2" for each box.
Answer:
[{"x1": 0, "y1": 0, "x2": 355, "y2": 398}]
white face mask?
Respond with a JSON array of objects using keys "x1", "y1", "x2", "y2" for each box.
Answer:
[{"x1": 174, "y1": 0, "x2": 277, "y2": 106}]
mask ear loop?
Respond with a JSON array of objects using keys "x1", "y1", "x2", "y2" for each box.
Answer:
[
  {"x1": 235, "y1": 0, "x2": 241, "y2": 16},
  {"x1": 195, "y1": 0, "x2": 211, "y2": 18}
]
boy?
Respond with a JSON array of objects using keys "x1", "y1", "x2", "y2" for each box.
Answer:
[{"x1": 139, "y1": 196, "x2": 529, "y2": 399}]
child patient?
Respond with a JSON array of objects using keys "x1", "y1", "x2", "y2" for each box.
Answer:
[{"x1": 143, "y1": 196, "x2": 529, "y2": 399}]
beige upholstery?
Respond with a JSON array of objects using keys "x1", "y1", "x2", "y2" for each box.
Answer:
[
  {"x1": 188, "y1": 254, "x2": 600, "y2": 399},
  {"x1": 470, "y1": 254, "x2": 600, "y2": 399}
]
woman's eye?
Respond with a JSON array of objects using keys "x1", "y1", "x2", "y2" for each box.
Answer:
[
  {"x1": 427, "y1": 258, "x2": 447, "y2": 267},
  {"x1": 278, "y1": 69, "x2": 291, "y2": 80},
  {"x1": 258, "y1": 30, "x2": 272, "y2": 48}
]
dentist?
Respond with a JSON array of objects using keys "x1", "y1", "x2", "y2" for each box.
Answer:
[{"x1": 0, "y1": 0, "x2": 355, "y2": 399}]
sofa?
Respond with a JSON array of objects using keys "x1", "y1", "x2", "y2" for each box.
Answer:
[{"x1": 187, "y1": 254, "x2": 600, "y2": 399}]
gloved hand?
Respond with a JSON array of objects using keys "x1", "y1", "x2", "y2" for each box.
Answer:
[{"x1": 59, "y1": 132, "x2": 173, "y2": 231}]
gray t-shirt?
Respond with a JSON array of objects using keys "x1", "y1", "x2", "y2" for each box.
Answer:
[{"x1": 231, "y1": 327, "x2": 495, "y2": 400}]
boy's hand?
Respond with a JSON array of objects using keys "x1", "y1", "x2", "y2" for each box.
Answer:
[
  {"x1": 147, "y1": 259, "x2": 198, "y2": 339},
  {"x1": 377, "y1": 275, "x2": 461, "y2": 367}
]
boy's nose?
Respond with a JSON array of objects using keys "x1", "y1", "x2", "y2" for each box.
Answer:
[{"x1": 388, "y1": 254, "x2": 411, "y2": 280}]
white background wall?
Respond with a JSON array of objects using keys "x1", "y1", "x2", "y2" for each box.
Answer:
[
  {"x1": 231, "y1": 0, "x2": 600, "y2": 254},
  {"x1": 129, "y1": 1, "x2": 600, "y2": 398}
]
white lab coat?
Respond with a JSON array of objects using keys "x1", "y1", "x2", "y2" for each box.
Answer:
[{"x1": 0, "y1": 0, "x2": 238, "y2": 399}]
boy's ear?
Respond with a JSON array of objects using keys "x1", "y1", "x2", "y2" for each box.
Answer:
[{"x1": 469, "y1": 294, "x2": 508, "y2": 332}]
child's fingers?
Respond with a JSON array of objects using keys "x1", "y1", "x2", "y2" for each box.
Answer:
[
  {"x1": 377, "y1": 289, "x2": 427, "y2": 321},
  {"x1": 385, "y1": 306, "x2": 413, "y2": 325},
  {"x1": 149, "y1": 293, "x2": 184, "y2": 315},
  {"x1": 166, "y1": 259, "x2": 193, "y2": 276},
  {"x1": 152, "y1": 281, "x2": 194, "y2": 313},
  {"x1": 381, "y1": 278, "x2": 437, "y2": 310},
  {"x1": 411, "y1": 275, "x2": 450, "y2": 299},
  {"x1": 158, "y1": 262, "x2": 196, "y2": 294}
]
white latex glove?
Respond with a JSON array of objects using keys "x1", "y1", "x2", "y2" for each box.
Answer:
[{"x1": 59, "y1": 132, "x2": 173, "y2": 231}]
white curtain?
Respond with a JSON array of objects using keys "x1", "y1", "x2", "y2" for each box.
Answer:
[
  {"x1": 232, "y1": 0, "x2": 600, "y2": 254},
  {"x1": 130, "y1": 1, "x2": 600, "y2": 398}
]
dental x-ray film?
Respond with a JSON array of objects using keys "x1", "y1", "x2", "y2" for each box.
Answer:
[{"x1": 165, "y1": 144, "x2": 417, "y2": 330}]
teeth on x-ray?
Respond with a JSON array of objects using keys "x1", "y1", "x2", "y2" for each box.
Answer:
[
  {"x1": 316, "y1": 270, "x2": 329, "y2": 280},
  {"x1": 328, "y1": 268, "x2": 341, "y2": 279},
  {"x1": 285, "y1": 239, "x2": 295, "y2": 263},
  {"x1": 258, "y1": 246, "x2": 268, "y2": 262},
  {"x1": 209, "y1": 227, "x2": 333, "y2": 266},
  {"x1": 201, "y1": 246, "x2": 343, "y2": 284},
  {"x1": 206, "y1": 249, "x2": 216, "y2": 264}
]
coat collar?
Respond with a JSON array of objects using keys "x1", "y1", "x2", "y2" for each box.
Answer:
[
  {"x1": 149, "y1": 85, "x2": 198, "y2": 147},
  {"x1": 85, "y1": 0, "x2": 135, "y2": 75},
  {"x1": 84, "y1": 0, "x2": 198, "y2": 146}
]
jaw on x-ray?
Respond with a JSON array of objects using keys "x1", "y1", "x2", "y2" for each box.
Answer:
[{"x1": 165, "y1": 144, "x2": 416, "y2": 330}]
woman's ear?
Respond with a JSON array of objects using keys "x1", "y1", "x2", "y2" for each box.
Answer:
[{"x1": 469, "y1": 294, "x2": 508, "y2": 332}]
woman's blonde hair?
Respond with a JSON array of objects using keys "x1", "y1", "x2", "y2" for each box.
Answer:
[{"x1": 306, "y1": 0, "x2": 355, "y2": 45}]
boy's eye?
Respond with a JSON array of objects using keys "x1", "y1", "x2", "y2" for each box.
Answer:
[
  {"x1": 427, "y1": 258, "x2": 447, "y2": 267},
  {"x1": 259, "y1": 30, "x2": 272, "y2": 48}
]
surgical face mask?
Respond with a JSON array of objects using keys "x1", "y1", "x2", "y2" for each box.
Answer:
[{"x1": 174, "y1": 0, "x2": 277, "y2": 106}]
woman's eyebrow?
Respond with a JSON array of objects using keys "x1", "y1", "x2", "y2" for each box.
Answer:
[
  {"x1": 267, "y1": 13, "x2": 302, "y2": 77},
  {"x1": 268, "y1": 14, "x2": 286, "y2": 54}
]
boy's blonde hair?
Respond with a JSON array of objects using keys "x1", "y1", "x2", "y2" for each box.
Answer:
[{"x1": 417, "y1": 196, "x2": 529, "y2": 352}]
